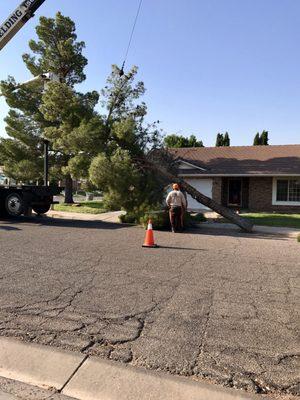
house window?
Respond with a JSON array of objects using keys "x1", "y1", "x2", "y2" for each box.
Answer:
[
  {"x1": 273, "y1": 178, "x2": 300, "y2": 204},
  {"x1": 289, "y1": 180, "x2": 300, "y2": 201}
]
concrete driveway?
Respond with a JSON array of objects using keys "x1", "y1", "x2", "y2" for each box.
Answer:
[{"x1": 0, "y1": 217, "x2": 299, "y2": 397}]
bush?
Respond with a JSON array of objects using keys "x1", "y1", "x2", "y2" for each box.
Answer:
[
  {"x1": 119, "y1": 209, "x2": 169, "y2": 229},
  {"x1": 119, "y1": 213, "x2": 138, "y2": 224},
  {"x1": 119, "y1": 209, "x2": 206, "y2": 230},
  {"x1": 139, "y1": 210, "x2": 170, "y2": 230},
  {"x1": 190, "y1": 212, "x2": 207, "y2": 223},
  {"x1": 297, "y1": 234, "x2": 300, "y2": 243}
]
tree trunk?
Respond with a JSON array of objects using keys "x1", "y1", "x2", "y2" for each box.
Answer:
[
  {"x1": 179, "y1": 179, "x2": 253, "y2": 232},
  {"x1": 150, "y1": 162, "x2": 253, "y2": 232},
  {"x1": 64, "y1": 174, "x2": 74, "y2": 204}
]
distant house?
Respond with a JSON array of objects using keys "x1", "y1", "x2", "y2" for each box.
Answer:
[
  {"x1": 169, "y1": 145, "x2": 300, "y2": 213},
  {"x1": 0, "y1": 166, "x2": 8, "y2": 185}
]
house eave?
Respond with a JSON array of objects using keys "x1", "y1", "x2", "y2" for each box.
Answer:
[
  {"x1": 175, "y1": 159, "x2": 207, "y2": 171},
  {"x1": 178, "y1": 173, "x2": 300, "y2": 177}
]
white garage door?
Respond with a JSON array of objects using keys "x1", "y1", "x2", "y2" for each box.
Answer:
[{"x1": 184, "y1": 178, "x2": 213, "y2": 210}]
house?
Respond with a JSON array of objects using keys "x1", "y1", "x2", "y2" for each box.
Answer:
[
  {"x1": 0, "y1": 166, "x2": 9, "y2": 185},
  {"x1": 0, "y1": 166, "x2": 16, "y2": 186},
  {"x1": 169, "y1": 145, "x2": 300, "y2": 213}
]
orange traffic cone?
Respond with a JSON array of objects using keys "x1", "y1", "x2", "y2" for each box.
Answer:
[{"x1": 142, "y1": 219, "x2": 158, "y2": 248}]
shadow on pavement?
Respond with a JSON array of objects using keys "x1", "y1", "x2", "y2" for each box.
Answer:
[
  {"x1": 0, "y1": 216, "x2": 131, "y2": 231},
  {"x1": 159, "y1": 245, "x2": 208, "y2": 251},
  {"x1": 0, "y1": 225, "x2": 22, "y2": 231}
]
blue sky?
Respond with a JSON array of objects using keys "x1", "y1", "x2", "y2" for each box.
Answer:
[{"x1": 1, "y1": 0, "x2": 300, "y2": 146}]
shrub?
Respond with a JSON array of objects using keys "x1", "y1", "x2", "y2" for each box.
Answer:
[
  {"x1": 189, "y1": 212, "x2": 207, "y2": 223},
  {"x1": 120, "y1": 208, "x2": 206, "y2": 230},
  {"x1": 119, "y1": 208, "x2": 169, "y2": 229},
  {"x1": 139, "y1": 210, "x2": 170, "y2": 230}
]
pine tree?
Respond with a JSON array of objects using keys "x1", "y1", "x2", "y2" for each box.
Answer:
[
  {"x1": 89, "y1": 66, "x2": 164, "y2": 212},
  {"x1": 0, "y1": 12, "x2": 95, "y2": 203}
]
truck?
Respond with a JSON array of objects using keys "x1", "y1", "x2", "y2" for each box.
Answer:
[{"x1": 0, "y1": 0, "x2": 61, "y2": 217}]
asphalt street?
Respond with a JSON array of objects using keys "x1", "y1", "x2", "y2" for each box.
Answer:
[{"x1": 0, "y1": 217, "x2": 299, "y2": 397}]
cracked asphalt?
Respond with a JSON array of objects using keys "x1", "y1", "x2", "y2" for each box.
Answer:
[{"x1": 0, "y1": 217, "x2": 299, "y2": 398}]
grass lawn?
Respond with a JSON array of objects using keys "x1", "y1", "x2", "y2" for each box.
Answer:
[
  {"x1": 241, "y1": 213, "x2": 300, "y2": 229},
  {"x1": 53, "y1": 201, "x2": 107, "y2": 214}
]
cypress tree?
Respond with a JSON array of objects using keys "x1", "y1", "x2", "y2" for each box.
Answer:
[
  {"x1": 253, "y1": 133, "x2": 261, "y2": 145},
  {"x1": 223, "y1": 132, "x2": 230, "y2": 146},
  {"x1": 216, "y1": 133, "x2": 223, "y2": 147},
  {"x1": 261, "y1": 130, "x2": 269, "y2": 145}
]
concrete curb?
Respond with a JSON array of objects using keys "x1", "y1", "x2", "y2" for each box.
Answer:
[
  {"x1": 0, "y1": 337, "x2": 267, "y2": 400},
  {"x1": 46, "y1": 211, "x2": 300, "y2": 238},
  {"x1": 0, "y1": 337, "x2": 85, "y2": 391}
]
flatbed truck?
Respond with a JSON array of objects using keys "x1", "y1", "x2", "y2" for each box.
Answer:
[{"x1": 0, "y1": 0, "x2": 61, "y2": 217}]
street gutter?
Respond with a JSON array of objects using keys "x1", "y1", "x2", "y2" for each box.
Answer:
[{"x1": 0, "y1": 337, "x2": 268, "y2": 400}]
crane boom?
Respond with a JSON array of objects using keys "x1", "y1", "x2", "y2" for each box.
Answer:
[{"x1": 0, "y1": 0, "x2": 46, "y2": 51}]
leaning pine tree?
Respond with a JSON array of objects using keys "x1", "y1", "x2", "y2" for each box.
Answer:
[
  {"x1": 0, "y1": 12, "x2": 96, "y2": 203},
  {"x1": 89, "y1": 65, "x2": 253, "y2": 232}
]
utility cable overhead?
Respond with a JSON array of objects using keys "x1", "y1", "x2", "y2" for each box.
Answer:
[{"x1": 120, "y1": 0, "x2": 143, "y2": 75}]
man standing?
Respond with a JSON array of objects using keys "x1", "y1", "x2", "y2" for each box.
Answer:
[{"x1": 166, "y1": 183, "x2": 187, "y2": 232}]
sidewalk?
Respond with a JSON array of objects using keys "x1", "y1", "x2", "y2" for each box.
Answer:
[
  {"x1": 0, "y1": 337, "x2": 268, "y2": 400},
  {"x1": 47, "y1": 210, "x2": 125, "y2": 223},
  {"x1": 45, "y1": 210, "x2": 299, "y2": 238},
  {"x1": 199, "y1": 221, "x2": 300, "y2": 238}
]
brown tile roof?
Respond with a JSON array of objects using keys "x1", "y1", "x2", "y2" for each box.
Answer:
[{"x1": 168, "y1": 145, "x2": 300, "y2": 175}]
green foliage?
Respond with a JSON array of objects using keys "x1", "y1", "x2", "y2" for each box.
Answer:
[
  {"x1": 120, "y1": 210, "x2": 206, "y2": 230},
  {"x1": 190, "y1": 212, "x2": 207, "y2": 223},
  {"x1": 261, "y1": 130, "x2": 269, "y2": 145},
  {"x1": 40, "y1": 81, "x2": 100, "y2": 175},
  {"x1": 297, "y1": 234, "x2": 300, "y2": 243},
  {"x1": 89, "y1": 148, "x2": 140, "y2": 210},
  {"x1": 0, "y1": 15, "x2": 164, "y2": 213},
  {"x1": 253, "y1": 131, "x2": 269, "y2": 145},
  {"x1": 22, "y1": 12, "x2": 87, "y2": 86},
  {"x1": 223, "y1": 132, "x2": 230, "y2": 146},
  {"x1": 215, "y1": 133, "x2": 223, "y2": 147},
  {"x1": 89, "y1": 145, "x2": 164, "y2": 213},
  {"x1": 253, "y1": 133, "x2": 261, "y2": 145},
  {"x1": 89, "y1": 66, "x2": 164, "y2": 214},
  {"x1": 101, "y1": 65, "x2": 147, "y2": 123},
  {"x1": 0, "y1": 12, "x2": 95, "y2": 201},
  {"x1": 139, "y1": 210, "x2": 170, "y2": 229},
  {"x1": 216, "y1": 132, "x2": 230, "y2": 146},
  {"x1": 3, "y1": 159, "x2": 41, "y2": 183},
  {"x1": 164, "y1": 134, "x2": 204, "y2": 148},
  {"x1": 119, "y1": 208, "x2": 168, "y2": 227}
]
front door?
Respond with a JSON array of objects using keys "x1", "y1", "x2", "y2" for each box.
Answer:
[{"x1": 228, "y1": 178, "x2": 242, "y2": 206}]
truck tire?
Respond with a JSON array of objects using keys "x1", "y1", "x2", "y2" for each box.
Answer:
[
  {"x1": 5, "y1": 193, "x2": 24, "y2": 217},
  {"x1": 32, "y1": 204, "x2": 51, "y2": 215}
]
